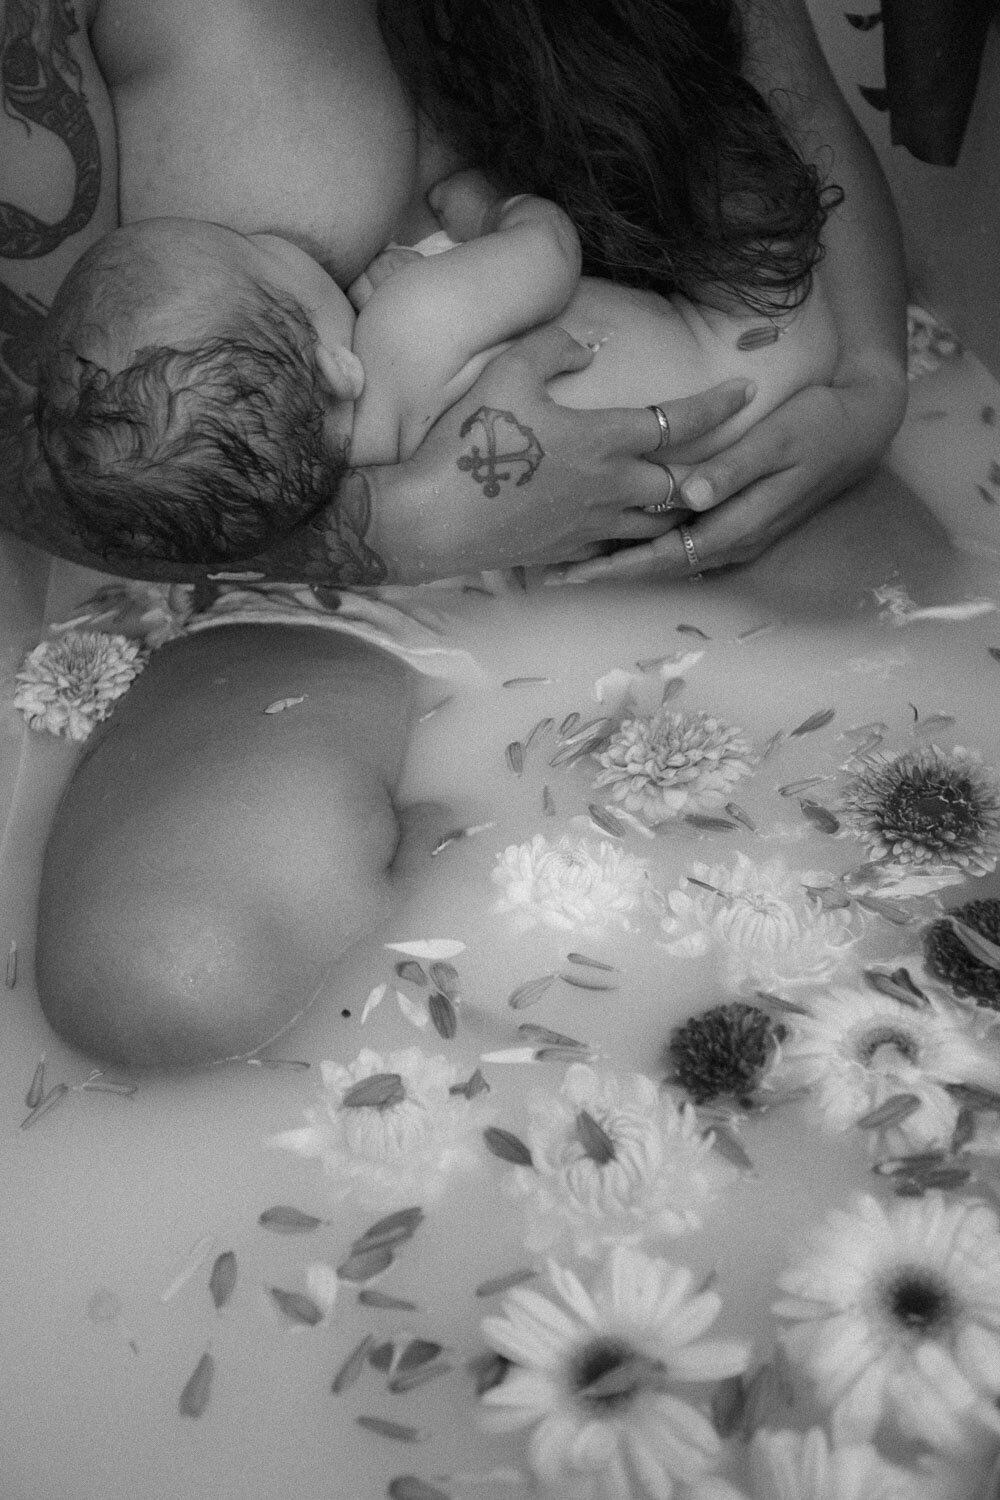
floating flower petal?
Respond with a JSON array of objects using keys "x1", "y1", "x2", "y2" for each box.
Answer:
[
  {"x1": 773, "y1": 1193, "x2": 1000, "y2": 1448},
  {"x1": 593, "y1": 708, "x2": 755, "y2": 827},
  {"x1": 492, "y1": 834, "x2": 656, "y2": 934},
  {"x1": 508, "y1": 1063, "x2": 731, "y2": 1257},
  {"x1": 14, "y1": 631, "x2": 145, "y2": 741},
  {"x1": 267, "y1": 1047, "x2": 482, "y2": 1207},
  {"x1": 480, "y1": 1245, "x2": 748, "y2": 1499}
]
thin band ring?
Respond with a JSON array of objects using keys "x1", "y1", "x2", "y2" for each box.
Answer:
[
  {"x1": 679, "y1": 524, "x2": 703, "y2": 581},
  {"x1": 648, "y1": 403, "x2": 671, "y2": 451},
  {"x1": 643, "y1": 466, "x2": 678, "y2": 515}
]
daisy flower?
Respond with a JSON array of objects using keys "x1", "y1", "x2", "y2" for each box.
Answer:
[
  {"x1": 481, "y1": 1245, "x2": 749, "y2": 1499},
  {"x1": 592, "y1": 708, "x2": 755, "y2": 827},
  {"x1": 923, "y1": 898, "x2": 1000, "y2": 1010},
  {"x1": 777, "y1": 985, "x2": 1000, "y2": 1153},
  {"x1": 661, "y1": 855, "x2": 861, "y2": 987},
  {"x1": 508, "y1": 1063, "x2": 730, "y2": 1258},
  {"x1": 686, "y1": 1425, "x2": 933, "y2": 1500},
  {"x1": 267, "y1": 1047, "x2": 481, "y2": 1206},
  {"x1": 839, "y1": 746, "x2": 1000, "y2": 877},
  {"x1": 492, "y1": 834, "x2": 655, "y2": 934},
  {"x1": 773, "y1": 1193, "x2": 1000, "y2": 1449},
  {"x1": 667, "y1": 1003, "x2": 779, "y2": 1109},
  {"x1": 14, "y1": 630, "x2": 144, "y2": 741}
]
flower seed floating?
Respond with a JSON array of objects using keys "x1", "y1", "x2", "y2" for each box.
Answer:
[
  {"x1": 358, "y1": 1290, "x2": 419, "y2": 1312},
  {"x1": 337, "y1": 1245, "x2": 395, "y2": 1283},
  {"x1": 429, "y1": 992, "x2": 457, "y2": 1039},
  {"x1": 856, "y1": 1093, "x2": 922, "y2": 1130},
  {"x1": 483, "y1": 1127, "x2": 533, "y2": 1167},
  {"x1": 258, "y1": 1205, "x2": 326, "y2": 1232},
  {"x1": 789, "y1": 707, "x2": 835, "y2": 737},
  {"x1": 505, "y1": 741, "x2": 524, "y2": 776},
  {"x1": 25, "y1": 1057, "x2": 45, "y2": 1109},
  {"x1": 566, "y1": 952, "x2": 617, "y2": 972},
  {"x1": 798, "y1": 800, "x2": 840, "y2": 834},
  {"x1": 270, "y1": 1287, "x2": 324, "y2": 1326},
  {"x1": 343, "y1": 1072, "x2": 406, "y2": 1109},
  {"x1": 178, "y1": 1352, "x2": 214, "y2": 1418},
  {"x1": 332, "y1": 1333, "x2": 375, "y2": 1394},
  {"x1": 395, "y1": 960, "x2": 428, "y2": 986},
  {"x1": 429, "y1": 960, "x2": 459, "y2": 997},
  {"x1": 587, "y1": 803, "x2": 627, "y2": 838},
  {"x1": 507, "y1": 973, "x2": 556, "y2": 1010},
  {"x1": 209, "y1": 1251, "x2": 237, "y2": 1311},
  {"x1": 576, "y1": 1110, "x2": 616, "y2": 1164}
]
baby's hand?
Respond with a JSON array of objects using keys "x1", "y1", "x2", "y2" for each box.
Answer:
[
  {"x1": 347, "y1": 245, "x2": 424, "y2": 309},
  {"x1": 427, "y1": 169, "x2": 503, "y2": 242}
]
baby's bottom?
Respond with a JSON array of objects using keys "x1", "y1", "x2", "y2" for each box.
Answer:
[{"x1": 35, "y1": 625, "x2": 421, "y2": 1069}]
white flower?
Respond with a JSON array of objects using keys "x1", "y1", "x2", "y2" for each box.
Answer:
[
  {"x1": 773, "y1": 1193, "x2": 1000, "y2": 1448},
  {"x1": 509, "y1": 1064, "x2": 730, "y2": 1258},
  {"x1": 14, "y1": 631, "x2": 144, "y2": 740},
  {"x1": 661, "y1": 855, "x2": 861, "y2": 987},
  {"x1": 686, "y1": 1426, "x2": 933, "y2": 1500},
  {"x1": 492, "y1": 834, "x2": 656, "y2": 934},
  {"x1": 593, "y1": 708, "x2": 755, "y2": 827},
  {"x1": 481, "y1": 1245, "x2": 749, "y2": 1499},
  {"x1": 777, "y1": 985, "x2": 1000, "y2": 1153},
  {"x1": 267, "y1": 1047, "x2": 481, "y2": 1207}
]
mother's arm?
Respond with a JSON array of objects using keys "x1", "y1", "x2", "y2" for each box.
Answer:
[{"x1": 552, "y1": 0, "x2": 909, "y2": 585}]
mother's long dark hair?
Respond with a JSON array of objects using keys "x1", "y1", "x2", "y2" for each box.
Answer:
[{"x1": 378, "y1": 0, "x2": 841, "y2": 315}]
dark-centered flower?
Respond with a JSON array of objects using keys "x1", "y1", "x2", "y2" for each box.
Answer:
[
  {"x1": 667, "y1": 1002, "x2": 779, "y2": 1107},
  {"x1": 839, "y1": 746, "x2": 1000, "y2": 876},
  {"x1": 924, "y1": 898, "x2": 1000, "y2": 1009}
]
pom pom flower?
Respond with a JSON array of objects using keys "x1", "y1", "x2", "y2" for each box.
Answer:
[
  {"x1": 923, "y1": 898, "x2": 1000, "y2": 1009},
  {"x1": 667, "y1": 1002, "x2": 779, "y2": 1108},
  {"x1": 592, "y1": 707, "x2": 755, "y2": 827},
  {"x1": 14, "y1": 630, "x2": 144, "y2": 741},
  {"x1": 492, "y1": 834, "x2": 655, "y2": 933}
]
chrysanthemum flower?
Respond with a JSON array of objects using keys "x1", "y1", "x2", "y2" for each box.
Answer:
[
  {"x1": 776, "y1": 985, "x2": 1000, "y2": 1152},
  {"x1": 661, "y1": 855, "x2": 861, "y2": 987},
  {"x1": 508, "y1": 1063, "x2": 730, "y2": 1258},
  {"x1": 667, "y1": 1003, "x2": 779, "y2": 1108},
  {"x1": 481, "y1": 1245, "x2": 749, "y2": 1499},
  {"x1": 839, "y1": 746, "x2": 1000, "y2": 876},
  {"x1": 492, "y1": 834, "x2": 655, "y2": 933},
  {"x1": 592, "y1": 708, "x2": 755, "y2": 827},
  {"x1": 14, "y1": 630, "x2": 145, "y2": 741},
  {"x1": 687, "y1": 1425, "x2": 933, "y2": 1500},
  {"x1": 923, "y1": 898, "x2": 1000, "y2": 1010},
  {"x1": 267, "y1": 1047, "x2": 481, "y2": 1206},
  {"x1": 773, "y1": 1193, "x2": 1000, "y2": 1448}
]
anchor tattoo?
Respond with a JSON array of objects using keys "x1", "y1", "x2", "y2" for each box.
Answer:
[{"x1": 456, "y1": 406, "x2": 544, "y2": 498}]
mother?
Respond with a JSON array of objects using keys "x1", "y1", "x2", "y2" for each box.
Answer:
[{"x1": 0, "y1": 0, "x2": 906, "y2": 583}]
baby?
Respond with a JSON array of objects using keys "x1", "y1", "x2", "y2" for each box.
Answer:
[{"x1": 36, "y1": 169, "x2": 837, "y2": 568}]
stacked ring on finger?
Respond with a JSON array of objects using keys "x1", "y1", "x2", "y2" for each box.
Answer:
[
  {"x1": 679, "y1": 524, "x2": 703, "y2": 581},
  {"x1": 648, "y1": 403, "x2": 671, "y2": 451},
  {"x1": 643, "y1": 466, "x2": 678, "y2": 516}
]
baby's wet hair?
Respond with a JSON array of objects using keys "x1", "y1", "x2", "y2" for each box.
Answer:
[{"x1": 37, "y1": 252, "x2": 348, "y2": 567}]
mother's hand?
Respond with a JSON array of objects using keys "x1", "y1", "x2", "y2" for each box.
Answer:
[
  {"x1": 365, "y1": 324, "x2": 754, "y2": 581},
  {"x1": 545, "y1": 357, "x2": 908, "y2": 584}
]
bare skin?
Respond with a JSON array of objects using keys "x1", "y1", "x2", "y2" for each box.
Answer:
[{"x1": 0, "y1": 0, "x2": 905, "y2": 584}]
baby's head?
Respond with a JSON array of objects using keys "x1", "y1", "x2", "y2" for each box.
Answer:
[{"x1": 36, "y1": 217, "x2": 364, "y2": 565}]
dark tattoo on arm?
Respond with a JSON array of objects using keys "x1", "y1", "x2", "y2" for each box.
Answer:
[
  {"x1": 456, "y1": 406, "x2": 544, "y2": 497},
  {"x1": 248, "y1": 470, "x2": 390, "y2": 587},
  {"x1": 1, "y1": 0, "x2": 101, "y2": 257}
]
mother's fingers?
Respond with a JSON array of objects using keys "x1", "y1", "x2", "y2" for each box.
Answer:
[{"x1": 624, "y1": 378, "x2": 756, "y2": 458}]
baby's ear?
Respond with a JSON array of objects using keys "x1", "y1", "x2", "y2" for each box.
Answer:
[{"x1": 315, "y1": 343, "x2": 364, "y2": 401}]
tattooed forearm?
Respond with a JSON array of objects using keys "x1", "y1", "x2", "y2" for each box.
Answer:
[
  {"x1": 0, "y1": 0, "x2": 101, "y2": 258},
  {"x1": 456, "y1": 406, "x2": 544, "y2": 497},
  {"x1": 246, "y1": 470, "x2": 390, "y2": 586}
]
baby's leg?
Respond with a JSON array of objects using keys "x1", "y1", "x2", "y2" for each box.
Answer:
[{"x1": 35, "y1": 625, "x2": 421, "y2": 1069}]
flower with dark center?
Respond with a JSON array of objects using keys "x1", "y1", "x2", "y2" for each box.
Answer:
[
  {"x1": 840, "y1": 745, "x2": 1000, "y2": 875},
  {"x1": 667, "y1": 1002, "x2": 778, "y2": 1107},
  {"x1": 924, "y1": 897, "x2": 1000, "y2": 1009},
  {"x1": 773, "y1": 1193, "x2": 1000, "y2": 1448}
]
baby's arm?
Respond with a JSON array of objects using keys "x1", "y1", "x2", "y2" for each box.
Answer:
[{"x1": 349, "y1": 171, "x2": 581, "y2": 463}]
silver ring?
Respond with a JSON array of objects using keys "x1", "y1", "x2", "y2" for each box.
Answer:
[
  {"x1": 679, "y1": 524, "x2": 703, "y2": 580},
  {"x1": 643, "y1": 466, "x2": 678, "y2": 515},
  {"x1": 648, "y1": 404, "x2": 671, "y2": 451}
]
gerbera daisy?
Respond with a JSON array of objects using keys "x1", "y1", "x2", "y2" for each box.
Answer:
[
  {"x1": 773, "y1": 1193, "x2": 1000, "y2": 1448},
  {"x1": 14, "y1": 630, "x2": 144, "y2": 741},
  {"x1": 839, "y1": 746, "x2": 1000, "y2": 877},
  {"x1": 481, "y1": 1245, "x2": 749, "y2": 1499},
  {"x1": 592, "y1": 708, "x2": 755, "y2": 827},
  {"x1": 492, "y1": 834, "x2": 655, "y2": 934},
  {"x1": 508, "y1": 1063, "x2": 730, "y2": 1257},
  {"x1": 267, "y1": 1047, "x2": 481, "y2": 1206},
  {"x1": 660, "y1": 855, "x2": 860, "y2": 987},
  {"x1": 667, "y1": 1003, "x2": 779, "y2": 1108},
  {"x1": 776, "y1": 985, "x2": 1000, "y2": 1153},
  {"x1": 686, "y1": 1425, "x2": 933, "y2": 1500},
  {"x1": 923, "y1": 898, "x2": 1000, "y2": 1010}
]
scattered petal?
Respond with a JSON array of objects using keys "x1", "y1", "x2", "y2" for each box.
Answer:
[
  {"x1": 208, "y1": 1252, "x2": 237, "y2": 1312},
  {"x1": 263, "y1": 695, "x2": 306, "y2": 714},
  {"x1": 356, "y1": 1417, "x2": 426, "y2": 1443},
  {"x1": 507, "y1": 974, "x2": 556, "y2": 1010},
  {"x1": 343, "y1": 1073, "x2": 407, "y2": 1109},
  {"x1": 178, "y1": 1352, "x2": 214, "y2": 1418},
  {"x1": 20, "y1": 1082, "x2": 69, "y2": 1130},
  {"x1": 270, "y1": 1287, "x2": 324, "y2": 1326},
  {"x1": 475, "y1": 1268, "x2": 537, "y2": 1298},
  {"x1": 789, "y1": 708, "x2": 835, "y2": 737},
  {"x1": 799, "y1": 800, "x2": 840, "y2": 834},
  {"x1": 25, "y1": 1057, "x2": 45, "y2": 1109},
  {"x1": 332, "y1": 1333, "x2": 375, "y2": 1394},
  {"x1": 361, "y1": 983, "x2": 387, "y2": 1024},
  {"x1": 395, "y1": 960, "x2": 428, "y2": 986},
  {"x1": 505, "y1": 742, "x2": 524, "y2": 776},
  {"x1": 160, "y1": 1234, "x2": 215, "y2": 1302},
  {"x1": 483, "y1": 1127, "x2": 533, "y2": 1167},
  {"x1": 428, "y1": 992, "x2": 457, "y2": 1039},
  {"x1": 258, "y1": 1205, "x2": 326, "y2": 1232},
  {"x1": 337, "y1": 1245, "x2": 395, "y2": 1283}
]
